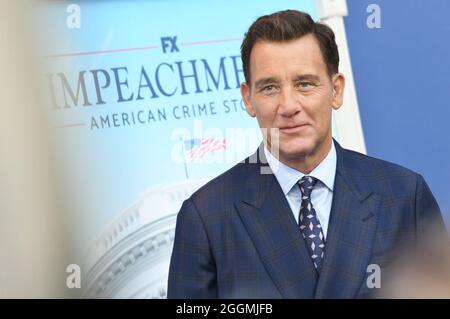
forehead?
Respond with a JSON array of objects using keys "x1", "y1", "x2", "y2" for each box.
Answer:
[{"x1": 249, "y1": 34, "x2": 327, "y2": 82}]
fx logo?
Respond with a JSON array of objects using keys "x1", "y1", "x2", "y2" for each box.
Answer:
[{"x1": 161, "y1": 36, "x2": 180, "y2": 53}]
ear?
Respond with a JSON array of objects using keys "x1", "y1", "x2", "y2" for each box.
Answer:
[
  {"x1": 240, "y1": 82, "x2": 256, "y2": 117},
  {"x1": 331, "y1": 73, "x2": 345, "y2": 111}
]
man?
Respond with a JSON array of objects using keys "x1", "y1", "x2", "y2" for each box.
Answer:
[{"x1": 167, "y1": 10, "x2": 447, "y2": 298}]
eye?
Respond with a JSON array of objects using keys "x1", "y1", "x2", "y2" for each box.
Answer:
[
  {"x1": 296, "y1": 81, "x2": 314, "y2": 89},
  {"x1": 261, "y1": 84, "x2": 278, "y2": 94}
]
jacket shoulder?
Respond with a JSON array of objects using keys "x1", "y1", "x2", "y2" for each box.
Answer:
[
  {"x1": 186, "y1": 159, "x2": 252, "y2": 213},
  {"x1": 341, "y1": 147, "x2": 419, "y2": 177},
  {"x1": 339, "y1": 147, "x2": 423, "y2": 197}
]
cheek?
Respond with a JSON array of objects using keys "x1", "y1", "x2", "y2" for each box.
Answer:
[
  {"x1": 301, "y1": 98, "x2": 332, "y2": 131},
  {"x1": 254, "y1": 100, "x2": 278, "y2": 125},
  {"x1": 315, "y1": 112, "x2": 332, "y2": 138}
]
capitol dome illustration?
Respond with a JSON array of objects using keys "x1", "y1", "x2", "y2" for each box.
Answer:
[{"x1": 82, "y1": 178, "x2": 207, "y2": 298}]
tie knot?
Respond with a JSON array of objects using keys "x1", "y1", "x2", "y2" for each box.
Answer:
[{"x1": 298, "y1": 175, "x2": 317, "y2": 198}]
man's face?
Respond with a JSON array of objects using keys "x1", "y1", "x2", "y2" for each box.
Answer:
[{"x1": 241, "y1": 34, "x2": 345, "y2": 163}]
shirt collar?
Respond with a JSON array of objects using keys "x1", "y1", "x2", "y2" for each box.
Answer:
[{"x1": 264, "y1": 141, "x2": 337, "y2": 195}]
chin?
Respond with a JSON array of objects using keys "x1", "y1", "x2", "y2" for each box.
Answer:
[{"x1": 279, "y1": 138, "x2": 317, "y2": 159}]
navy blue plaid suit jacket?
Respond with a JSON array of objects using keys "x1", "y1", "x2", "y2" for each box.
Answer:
[{"x1": 168, "y1": 140, "x2": 447, "y2": 298}]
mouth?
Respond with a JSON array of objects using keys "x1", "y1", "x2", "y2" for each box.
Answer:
[{"x1": 278, "y1": 124, "x2": 309, "y2": 134}]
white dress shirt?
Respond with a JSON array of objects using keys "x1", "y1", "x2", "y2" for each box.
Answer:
[{"x1": 264, "y1": 142, "x2": 337, "y2": 239}]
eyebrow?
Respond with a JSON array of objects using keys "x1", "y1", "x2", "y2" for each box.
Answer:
[{"x1": 293, "y1": 74, "x2": 321, "y2": 82}]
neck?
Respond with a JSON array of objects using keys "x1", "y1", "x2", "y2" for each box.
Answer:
[{"x1": 275, "y1": 137, "x2": 332, "y2": 175}]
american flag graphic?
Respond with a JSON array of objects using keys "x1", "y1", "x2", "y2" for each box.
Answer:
[{"x1": 184, "y1": 138, "x2": 227, "y2": 161}]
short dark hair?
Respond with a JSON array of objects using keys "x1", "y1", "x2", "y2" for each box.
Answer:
[{"x1": 240, "y1": 10, "x2": 339, "y2": 83}]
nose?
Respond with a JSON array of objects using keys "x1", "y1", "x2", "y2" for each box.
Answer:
[{"x1": 278, "y1": 86, "x2": 301, "y2": 117}]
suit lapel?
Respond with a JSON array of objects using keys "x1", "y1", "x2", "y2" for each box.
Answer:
[
  {"x1": 235, "y1": 146, "x2": 318, "y2": 298},
  {"x1": 314, "y1": 141, "x2": 381, "y2": 298}
]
